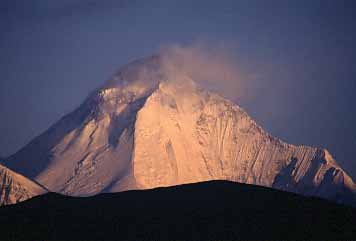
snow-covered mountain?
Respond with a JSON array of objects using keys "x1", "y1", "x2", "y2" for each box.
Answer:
[
  {"x1": 0, "y1": 164, "x2": 46, "y2": 205},
  {"x1": 4, "y1": 55, "x2": 356, "y2": 205}
]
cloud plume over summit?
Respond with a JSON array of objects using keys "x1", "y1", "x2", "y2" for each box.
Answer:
[{"x1": 159, "y1": 42, "x2": 244, "y2": 101}]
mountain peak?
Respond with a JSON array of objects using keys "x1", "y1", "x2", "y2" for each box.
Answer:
[
  {"x1": 102, "y1": 54, "x2": 202, "y2": 100},
  {"x1": 4, "y1": 55, "x2": 356, "y2": 206},
  {"x1": 105, "y1": 55, "x2": 164, "y2": 89}
]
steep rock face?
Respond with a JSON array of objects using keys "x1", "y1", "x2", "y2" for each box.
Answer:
[
  {"x1": 0, "y1": 164, "x2": 46, "y2": 205},
  {"x1": 5, "y1": 56, "x2": 356, "y2": 204},
  {"x1": 131, "y1": 78, "x2": 355, "y2": 204}
]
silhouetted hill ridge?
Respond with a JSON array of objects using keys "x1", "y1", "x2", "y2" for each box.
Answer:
[{"x1": 0, "y1": 180, "x2": 355, "y2": 240}]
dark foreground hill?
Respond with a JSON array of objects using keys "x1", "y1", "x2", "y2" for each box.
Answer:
[{"x1": 0, "y1": 180, "x2": 355, "y2": 241}]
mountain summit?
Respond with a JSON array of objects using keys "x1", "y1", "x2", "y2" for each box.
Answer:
[{"x1": 5, "y1": 55, "x2": 356, "y2": 205}]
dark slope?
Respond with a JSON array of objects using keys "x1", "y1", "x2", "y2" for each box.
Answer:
[{"x1": 0, "y1": 181, "x2": 355, "y2": 241}]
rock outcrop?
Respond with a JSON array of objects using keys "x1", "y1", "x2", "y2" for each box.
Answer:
[{"x1": 0, "y1": 164, "x2": 46, "y2": 205}]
